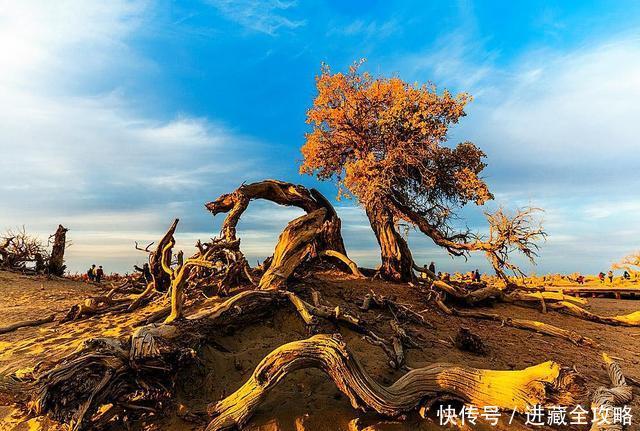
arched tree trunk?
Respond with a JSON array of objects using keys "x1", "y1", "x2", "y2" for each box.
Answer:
[
  {"x1": 365, "y1": 199, "x2": 414, "y2": 282},
  {"x1": 48, "y1": 225, "x2": 68, "y2": 276},
  {"x1": 205, "y1": 180, "x2": 346, "y2": 255}
]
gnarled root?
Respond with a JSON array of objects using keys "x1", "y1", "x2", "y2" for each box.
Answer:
[
  {"x1": 205, "y1": 333, "x2": 584, "y2": 431},
  {"x1": 318, "y1": 249, "x2": 364, "y2": 277},
  {"x1": 360, "y1": 291, "x2": 433, "y2": 328},
  {"x1": 589, "y1": 353, "x2": 633, "y2": 431}
]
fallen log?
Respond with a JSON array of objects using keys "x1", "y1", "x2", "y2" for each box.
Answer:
[
  {"x1": 0, "y1": 314, "x2": 55, "y2": 335},
  {"x1": 432, "y1": 295, "x2": 596, "y2": 347},
  {"x1": 205, "y1": 333, "x2": 584, "y2": 431},
  {"x1": 548, "y1": 301, "x2": 640, "y2": 327}
]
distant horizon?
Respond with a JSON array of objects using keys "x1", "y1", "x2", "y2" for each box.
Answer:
[
  {"x1": 2, "y1": 1, "x2": 640, "y2": 275},
  {"x1": 6, "y1": 200, "x2": 635, "y2": 277}
]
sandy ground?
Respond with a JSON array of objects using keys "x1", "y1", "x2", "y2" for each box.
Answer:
[{"x1": 0, "y1": 270, "x2": 638, "y2": 431}]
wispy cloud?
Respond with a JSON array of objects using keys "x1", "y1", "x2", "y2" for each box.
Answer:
[
  {"x1": 328, "y1": 18, "x2": 399, "y2": 40},
  {"x1": 205, "y1": 0, "x2": 305, "y2": 35}
]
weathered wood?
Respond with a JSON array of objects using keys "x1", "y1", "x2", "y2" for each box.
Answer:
[
  {"x1": 589, "y1": 353, "x2": 633, "y2": 431},
  {"x1": 47, "y1": 225, "x2": 68, "y2": 276},
  {"x1": 432, "y1": 296, "x2": 596, "y2": 347},
  {"x1": 205, "y1": 333, "x2": 584, "y2": 431},
  {"x1": 205, "y1": 179, "x2": 346, "y2": 255},
  {"x1": 258, "y1": 209, "x2": 326, "y2": 290},
  {"x1": 319, "y1": 249, "x2": 364, "y2": 277},
  {"x1": 548, "y1": 301, "x2": 640, "y2": 327},
  {"x1": 0, "y1": 314, "x2": 55, "y2": 335}
]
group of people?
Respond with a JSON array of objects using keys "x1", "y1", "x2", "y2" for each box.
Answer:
[
  {"x1": 86, "y1": 264, "x2": 105, "y2": 283},
  {"x1": 595, "y1": 270, "x2": 631, "y2": 284},
  {"x1": 421, "y1": 261, "x2": 482, "y2": 283}
]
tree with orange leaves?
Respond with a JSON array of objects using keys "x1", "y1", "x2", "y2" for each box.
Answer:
[{"x1": 301, "y1": 62, "x2": 544, "y2": 282}]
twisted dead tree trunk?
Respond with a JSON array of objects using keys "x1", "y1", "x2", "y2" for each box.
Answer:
[
  {"x1": 47, "y1": 225, "x2": 68, "y2": 276},
  {"x1": 127, "y1": 219, "x2": 180, "y2": 311},
  {"x1": 259, "y1": 209, "x2": 326, "y2": 290},
  {"x1": 206, "y1": 333, "x2": 584, "y2": 431},
  {"x1": 205, "y1": 179, "x2": 346, "y2": 256}
]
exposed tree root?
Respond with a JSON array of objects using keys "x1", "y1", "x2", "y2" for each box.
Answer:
[
  {"x1": 285, "y1": 290, "x2": 407, "y2": 368},
  {"x1": 0, "y1": 314, "x2": 55, "y2": 335},
  {"x1": 205, "y1": 333, "x2": 584, "y2": 431},
  {"x1": 319, "y1": 249, "x2": 364, "y2": 278},
  {"x1": 360, "y1": 291, "x2": 434, "y2": 328}
]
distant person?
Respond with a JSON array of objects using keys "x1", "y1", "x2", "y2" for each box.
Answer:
[
  {"x1": 624, "y1": 270, "x2": 631, "y2": 280},
  {"x1": 598, "y1": 272, "x2": 605, "y2": 283},
  {"x1": 607, "y1": 270, "x2": 614, "y2": 283},
  {"x1": 96, "y1": 265, "x2": 104, "y2": 283},
  {"x1": 437, "y1": 271, "x2": 442, "y2": 280},
  {"x1": 576, "y1": 274, "x2": 585, "y2": 285},
  {"x1": 87, "y1": 264, "x2": 96, "y2": 282},
  {"x1": 443, "y1": 272, "x2": 451, "y2": 282},
  {"x1": 428, "y1": 261, "x2": 436, "y2": 274},
  {"x1": 473, "y1": 269, "x2": 481, "y2": 283}
]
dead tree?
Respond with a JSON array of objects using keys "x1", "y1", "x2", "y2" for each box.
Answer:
[
  {"x1": 47, "y1": 225, "x2": 68, "y2": 276},
  {"x1": 205, "y1": 179, "x2": 346, "y2": 256},
  {"x1": 0, "y1": 227, "x2": 50, "y2": 272}
]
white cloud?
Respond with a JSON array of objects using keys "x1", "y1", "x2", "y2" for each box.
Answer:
[
  {"x1": 0, "y1": 1, "x2": 265, "y2": 273},
  {"x1": 205, "y1": 0, "x2": 305, "y2": 35},
  {"x1": 469, "y1": 38, "x2": 640, "y2": 170}
]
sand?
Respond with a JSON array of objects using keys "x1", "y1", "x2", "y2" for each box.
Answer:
[{"x1": 0, "y1": 269, "x2": 638, "y2": 431}]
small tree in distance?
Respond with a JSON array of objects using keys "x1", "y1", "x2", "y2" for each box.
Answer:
[{"x1": 301, "y1": 61, "x2": 544, "y2": 281}]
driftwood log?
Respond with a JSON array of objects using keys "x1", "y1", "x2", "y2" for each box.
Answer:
[{"x1": 205, "y1": 333, "x2": 584, "y2": 431}]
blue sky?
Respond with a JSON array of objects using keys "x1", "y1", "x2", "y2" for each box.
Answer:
[{"x1": 2, "y1": 0, "x2": 640, "y2": 275}]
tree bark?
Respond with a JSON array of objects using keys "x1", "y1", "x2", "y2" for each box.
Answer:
[
  {"x1": 205, "y1": 180, "x2": 346, "y2": 255},
  {"x1": 206, "y1": 333, "x2": 584, "y2": 431},
  {"x1": 365, "y1": 199, "x2": 414, "y2": 282},
  {"x1": 258, "y1": 209, "x2": 326, "y2": 290},
  {"x1": 48, "y1": 225, "x2": 68, "y2": 276}
]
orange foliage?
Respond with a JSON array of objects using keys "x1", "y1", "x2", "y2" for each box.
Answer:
[{"x1": 301, "y1": 61, "x2": 492, "y2": 220}]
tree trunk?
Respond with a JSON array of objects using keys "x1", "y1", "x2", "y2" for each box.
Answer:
[
  {"x1": 365, "y1": 199, "x2": 414, "y2": 282},
  {"x1": 205, "y1": 180, "x2": 346, "y2": 255},
  {"x1": 48, "y1": 225, "x2": 68, "y2": 276}
]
